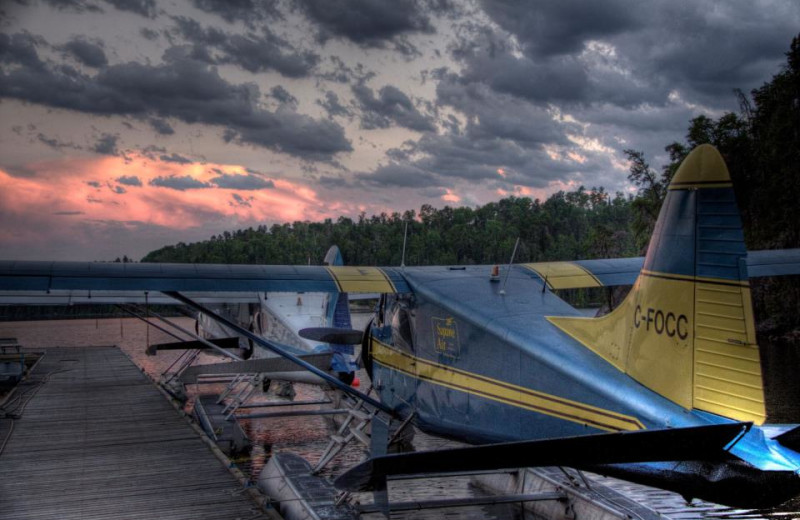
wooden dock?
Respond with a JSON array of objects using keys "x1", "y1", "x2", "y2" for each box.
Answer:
[{"x1": 0, "y1": 346, "x2": 275, "y2": 520}]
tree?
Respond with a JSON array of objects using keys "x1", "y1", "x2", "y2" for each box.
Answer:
[{"x1": 624, "y1": 149, "x2": 668, "y2": 250}]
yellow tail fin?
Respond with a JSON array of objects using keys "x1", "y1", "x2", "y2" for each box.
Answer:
[{"x1": 548, "y1": 145, "x2": 766, "y2": 424}]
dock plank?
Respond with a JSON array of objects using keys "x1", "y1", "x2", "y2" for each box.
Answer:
[{"x1": 0, "y1": 346, "x2": 273, "y2": 520}]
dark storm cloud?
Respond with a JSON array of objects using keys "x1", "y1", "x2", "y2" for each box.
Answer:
[
  {"x1": 317, "y1": 56, "x2": 375, "y2": 84},
  {"x1": 615, "y1": 1, "x2": 800, "y2": 104},
  {"x1": 399, "y1": 133, "x2": 567, "y2": 187},
  {"x1": 579, "y1": 104, "x2": 695, "y2": 135},
  {"x1": 3, "y1": 164, "x2": 37, "y2": 178},
  {"x1": 37, "y1": 132, "x2": 82, "y2": 151},
  {"x1": 419, "y1": 186, "x2": 449, "y2": 198},
  {"x1": 116, "y1": 175, "x2": 142, "y2": 186},
  {"x1": 149, "y1": 175, "x2": 212, "y2": 191},
  {"x1": 317, "y1": 174, "x2": 349, "y2": 189},
  {"x1": 159, "y1": 153, "x2": 192, "y2": 164},
  {"x1": 140, "y1": 27, "x2": 159, "y2": 40},
  {"x1": 449, "y1": 26, "x2": 659, "y2": 109},
  {"x1": 103, "y1": 0, "x2": 156, "y2": 18},
  {"x1": 173, "y1": 17, "x2": 319, "y2": 77},
  {"x1": 435, "y1": 71, "x2": 575, "y2": 146},
  {"x1": 149, "y1": 117, "x2": 174, "y2": 135},
  {"x1": 210, "y1": 172, "x2": 275, "y2": 190},
  {"x1": 317, "y1": 91, "x2": 352, "y2": 119},
  {"x1": 297, "y1": 0, "x2": 433, "y2": 49},
  {"x1": 92, "y1": 133, "x2": 119, "y2": 155},
  {"x1": 42, "y1": 0, "x2": 103, "y2": 13},
  {"x1": 352, "y1": 84, "x2": 435, "y2": 132},
  {"x1": 408, "y1": 0, "x2": 800, "y2": 185},
  {"x1": 480, "y1": 0, "x2": 637, "y2": 58},
  {"x1": 0, "y1": 41, "x2": 351, "y2": 161},
  {"x1": 230, "y1": 193, "x2": 254, "y2": 207},
  {"x1": 475, "y1": 0, "x2": 800, "y2": 109},
  {"x1": 0, "y1": 32, "x2": 45, "y2": 69},
  {"x1": 139, "y1": 144, "x2": 166, "y2": 160},
  {"x1": 356, "y1": 162, "x2": 439, "y2": 188},
  {"x1": 109, "y1": 184, "x2": 126, "y2": 194},
  {"x1": 270, "y1": 85, "x2": 297, "y2": 107},
  {"x1": 357, "y1": 70, "x2": 595, "y2": 190},
  {"x1": 86, "y1": 180, "x2": 101, "y2": 188},
  {"x1": 61, "y1": 37, "x2": 107, "y2": 68},
  {"x1": 191, "y1": 0, "x2": 281, "y2": 26}
]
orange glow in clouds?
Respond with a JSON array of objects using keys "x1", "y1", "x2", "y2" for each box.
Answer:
[
  {"x1": 0, "y1": 153, "x2": 324, "y2": 231},
  {"x1": 441, "y1": 189, "x2": 460, "y2": 203}
]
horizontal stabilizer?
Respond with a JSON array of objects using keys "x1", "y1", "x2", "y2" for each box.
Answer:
[
  {"x1": 523, "y1": 248, "x2": 800, "y2": 290},
  {"x1": 146, "y1": 337, "x2": 240, "y2": 355},
  {"x1": 334, "y1": 423, "x2": 748, "y2": 491},
  {"x1": 745, "y1": 249, "x2": 800, "y2": 277},
  {"x1": 775, "y1": 425, "x2": 800, "y2": 453},
  {"x1": 178, "y1": 353, "x2": 332, "y2": 384},
  {"x1": 299, "y1": 327, "x2": 363, "y2": 345}
]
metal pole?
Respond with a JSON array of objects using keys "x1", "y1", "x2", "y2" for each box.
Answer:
[
  {"x1": 500, "y1": 237, "x2": 520, "y2": 296},
  {"x1": 238, "y1": 409, "x2": 351, "y2": 420},
  {"x1": 116, "y1": 305, "x2": 186, "y2": 343},
  {"x1": 401, "y1": 221, "x2": 408, "y2": 268}
]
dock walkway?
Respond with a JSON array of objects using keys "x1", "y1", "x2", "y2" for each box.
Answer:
[{"x1": 0, "y1": 346, "x2": 273, "y2": 520}]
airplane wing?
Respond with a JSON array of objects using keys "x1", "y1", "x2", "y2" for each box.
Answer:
[
  {"x1": 523, "y1": 248, "x2": 800, "y2": 290},
  {"x1": 0, "y1": 248, "x2": 797, "y2": 303},
  {"x1": 0, "y1": 261, "x2": 410, "y2": 304},
  {"x1": 334, "y1": 422, "x2": 748, "y2": 491}
]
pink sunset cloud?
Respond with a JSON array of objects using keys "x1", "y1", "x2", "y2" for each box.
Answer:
[
  {"x1": 0, "y1": 153, "x2": 343, "y2": 260},
  {"x1": 0, "y1": 154, "x2": 326, "y2": 228}
]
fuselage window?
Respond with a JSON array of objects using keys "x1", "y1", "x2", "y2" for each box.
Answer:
[{"x1": 391, "y1": 307, "x2": 415, "y2": 353}]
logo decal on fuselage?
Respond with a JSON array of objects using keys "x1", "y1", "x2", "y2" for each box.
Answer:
[{"x1": 432, "y1": 316, "x2": 460, "y2": 358}]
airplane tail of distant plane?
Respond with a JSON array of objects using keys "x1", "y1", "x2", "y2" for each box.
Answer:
[
  {"x1": 322, "y1": 245, "x2": 359, "y2": 379},
  {"x1": 549, "y1": 144, "x2": 766, "y2": 424}
]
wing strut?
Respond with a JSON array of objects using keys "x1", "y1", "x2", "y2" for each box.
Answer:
[
  {"x1": 163, "y1": 291, "x2": 396, "y2": 416},
  {"x1": 335, "y1": 422, "x2": 749, "y2": 491}
]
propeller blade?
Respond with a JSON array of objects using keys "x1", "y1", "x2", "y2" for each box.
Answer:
[{"x1": 299, "y1": 327, "x2": 363, "y2": 345}]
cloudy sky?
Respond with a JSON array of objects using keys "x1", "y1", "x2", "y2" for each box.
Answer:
[{"x1": 1, "y1": 0, "x2": 798, "y2": 261}]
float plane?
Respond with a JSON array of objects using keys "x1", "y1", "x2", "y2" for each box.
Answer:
[
  {"x1": 188, "y1": 244, "x2": 359, "y2": 379},
  {"x1": 1, "y1": 145, "x2": 799, "y2": 508}
]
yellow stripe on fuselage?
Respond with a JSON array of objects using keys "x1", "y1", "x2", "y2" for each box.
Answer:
[
  {"x1": 522, "y1": 262, "x2": 603, "y2": 290},
  {"x1": 640, "y1": 269, "x2": 748, "y2": 287},
  {"x1": 371, "y1": 338, "x2": 644, "y2": 432},
  {"x1": 326, "y1": 266, "x2": 397, "y2": 293}
]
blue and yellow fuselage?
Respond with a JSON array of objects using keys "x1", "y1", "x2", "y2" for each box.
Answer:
[{"x1": 366, "y1": 265, "x2": 800, "y2": 506}]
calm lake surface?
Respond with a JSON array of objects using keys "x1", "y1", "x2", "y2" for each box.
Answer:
[{"x1": 2, "y1": 317, "x2": 799, "y2": 519}]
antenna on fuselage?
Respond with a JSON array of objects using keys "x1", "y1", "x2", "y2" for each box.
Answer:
[
  {"x1": 400, "y1": 221, "x2": 408, "y2": 269},
  {"x1": 499, "y1": 237, "x2": 520, "y2": 296}
]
